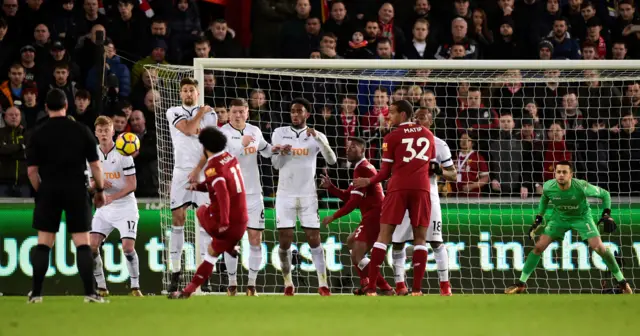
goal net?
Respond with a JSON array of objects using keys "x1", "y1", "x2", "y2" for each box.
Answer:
[{"x1": 149, "y1": 59, "x2": 640, "y2": 294}]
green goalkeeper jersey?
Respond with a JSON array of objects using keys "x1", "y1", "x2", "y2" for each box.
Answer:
[{"x1": 537, "y1": 178, "x2": 611, "y2": 219}]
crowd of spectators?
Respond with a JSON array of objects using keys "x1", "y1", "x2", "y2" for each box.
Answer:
[{"x1": 0, "y1": 0, "x2": 639, "y2": 199}]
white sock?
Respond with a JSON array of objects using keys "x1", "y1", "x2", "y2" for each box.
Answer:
[
  {"x1": 357, "y1": 257, "x2": 370, "y2": 271},
  {"x1": 248, "y1": 245, "x2": 262, "y2": 286},
  {"x1": 93, "y1": 252, "x2": 107, "y2": 289},
  {"x1": 199, "y1": 227, "x2": 212, "y2": 267},
  {"x1": 433, "y1": 244, "x2": 449, "y2": 282},
  {"x1": 224, "y1": 252, "x2": 238, "y2": 286},
  {"x1": 125, "y1": 250, "x2": 140, "y2": 288},
  {"x1": 392, "y1": 248, "x2": 406, "y2": 284},
  {"x1": 310, "y1": 245, "x2": 328, "y2": 288},
  {"x1": 278, "y1": 247, "x2": 293, "y2": 287},
  {"x1": 170, "y1": 226, "x2": 184, "y2": 273}
]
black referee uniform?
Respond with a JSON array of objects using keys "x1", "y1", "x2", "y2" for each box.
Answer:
[{"x1": 25, "y1": 89, "x2": 103, "y2": 301}]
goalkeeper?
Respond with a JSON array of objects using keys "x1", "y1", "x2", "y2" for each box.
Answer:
[{"x1": 505, "y1": 161, "x2": 633, "y2": 294}]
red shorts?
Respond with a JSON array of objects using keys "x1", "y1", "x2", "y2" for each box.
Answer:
[
  {"x1": 354, "y1": 214, "x2": 380, "y2": 246},
  {"x1": 197, "y1": 205, "x2": 247, "y2": 254},
  {"x1": 380, "y1": 190, "x2": 431, "y2": 228}
]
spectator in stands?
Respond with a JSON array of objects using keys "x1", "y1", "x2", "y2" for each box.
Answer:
[
  {"x1": 492, "y1": 69, "x2": 528, "y2": 117},
  {"x1": 248, "y1": 88, "x2": 279, "y2": 140},
  {"x1": 0, "y1": 107, "x2": 29, "y2": 197},
  {"x1": 469, "y1": 8, "x2": 494, "y2": 54},
  {"x1": 131, "y1": 39, "x2": 170, "y2": 87},
  {"x1": 578, "y1": 70, "x2": 623, "y2": 125},
  {"x1": 375, "y1": 38, "x2": 393, "y2": 59},
  {"x1": 538, "y1": 39, "x2": 553, "y2": 60},
  {"x1": 214, "y1": 103, "x2": 229, "y2": 127},
  {"x1": 377, "y1": 2, "x2": 405, "y2": 56},
  {"x1": 33, "y1": 24, "x2": 52, "y2": 64},
  {"x1": 403, "y1": 0, "x2": 440, "y2": 42},
  {"x1": 22, "y1": 0, "x2": 47, "y2": 44},
  {"x1": 251, "y1": 0, "x2": 295, "y2": 58},
  {"x1": 364, "y1": 19, "x2": 381, "y2": 55},
  {"x1": 611, "y1": 112, "x2": 640, "y2": 195},
  {"x1": 612, "y1": 0, "x2": 640, "y2": 58},
  {"x1": 584, "y1": 17, "x2": 607, "y2": 59},
  {"x1": 547, "y1": 17, "x2": 581, "y2": 59},
  {"x1": 581, "y1": 41, "x2": 598, "y2": 60},
  {"x1": 192, "y1": 38, "x2": 215, "y2": 62},
  {"x1": 20, "y1": 81, "x2": 44, "y2": 129},
  {"x1": 361, "y1": 87, "x2": 389, "y2": 165},
  {"x1": 514, "y1": 0, "x2": 544, "y2": 57},
  {"x1": 77, "y1": 0, "x2": 109, "y2": 37},
  {"x1": 87, "y1": 40, "x2": 131, "y2": 99},
  {"x1": 139, "y1": 89, "x2": 159, "y2": 130},
  {"x1": 0, "y1": 18, "x2": 12, "y2": 79},
  {"x1": 490, "y1": 15, "x2": 521, "y2": 59},
  {"x1": 611, "y1": 41, "x2": 628, "y2": 59},
  {"x1": 543, "y1": 122, "x2": 572, "y2": 181},
  {"x1": 51, "y1": 0, "x2": 79, "y2": 50},
  {"x1": 399, "y1": 18, "x2": 436, "y2": 59},
  {"x1": 533, "y1": 69, "x2": 566, "y2": 122},
  {"x1": 112, "y1": 111, "x2": 129, "y2": 137},
  {"x1": 435, "y1": 17, "x2": 479, "y2": 59},
  {"x1": 452, "y1": 132, "x2": 489, "y2": 197},
  {"x1": 523, "y1": 101, "x2": 544, "y2": 139},
  {"x1": 49, "y1": 41, "x2": 81, "y2": 86},
  {"x1": 73, "y1": 90, "x2": 97, "y2": 131},
  {"x1": 625, "y1": 82, "x2": 640, "y2": 116},
  {"x1": 345, "y1": 29, "x2": 374, "y2": 59},
  {"x1": 456, "y1": 87, "x2": 499, "y2": 151},
  {"x1": 536, "y1": 0, "x2": 561, "y2": 41},
  {"x1": 169, "y1": 0, "x2": 202, "y2": 61},
  {"x1": 147, "y1": 18, "x2": 173, "y2": 60},
  {"x1": 280, "y1": 0, "x2": 312, "y2": 58},
  {"x1": 519, "y1": 118, "x2": 544, "y2": 195},
  {"x1": 130, "y1": 110, "x2": 158, "y2": 197},
  {"x1": 572, "y1": 0, "x2": 596, "y2": 42},
  {"x1": 49, "y1": 63, "x2": 77, "y2": 115},
  {"x1": 19, "y1": 45, "x2": 45, "y2": 85},
  {"x1": 489, "y1": 112, "x2": 527, "y2": 198},
  {"x1": 109, "y1": 0, "x2": 150, "y2": 59},
  {"x1": 1, "y1": 0, "x2": 20, "y2": 45},
  {"x1": 452, "y1": 0, "x2": 472, "y2": 25},
  {"x1": 319, "y1": 32, "x2": 340, "y2": 59},
  {"x1": 579, "y1": 118, "x2": 611, "y2": 189},
  {"x1": 322, "y1": 0, "x2": 353, "y2": 56},
  {"x1": 75, "y1": 24, "x2": 106, "y2": 78},
  {"x1": 0, "y1": 64, "x2": 25, "y2": 110},
  {"x1": 207, "y1": 19, "x2": 244, "y2": 58}
]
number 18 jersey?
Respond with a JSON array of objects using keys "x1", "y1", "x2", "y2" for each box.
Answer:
[{"x1": 381, "y1": 122, "x2": 436, "y2": 193}]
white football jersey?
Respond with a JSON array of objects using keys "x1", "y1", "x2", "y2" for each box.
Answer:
[
  {"x1": 220, "y1": 123, "x2": 272, "y2": 195},
  {"x1": 271, "y1": 126, "x2": 332, "y2": 197},
  {"x1": 166, "y1": 105, "x2": 218, "y2": 170},
  {"x1": 94, "y1": 145, "x2": 137, "y2": 209},
  {"x1": 431, "y1": 136, "x2": 454, "y2": 190}
]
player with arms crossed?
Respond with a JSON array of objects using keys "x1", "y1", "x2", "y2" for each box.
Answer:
[
  {"x1": 220, "y1": 98, "x2": 278, "y2": 296},
  {"x1": 271, "y1": 98, "x2": 337, "y2": 296},
  {"x1": 89, "y1": 116, "x2": 142, "y2": 297},
  {"x1": 166, "y1": 78, "x2": 218, "y2": 292},
  {"x1": 319, "y1": 138, "x2": 395, "y2": 295},
  {"x1": 505, "y1": 161, "x2": 633, "y2": 294},
  {"x1": 353, "y1": 100, "x2": 436, "y2": 296},
  {"x1": 390, "y1": 108, "x2": 457, "y2": 296},
  {"x1": 168, "y1": 127, "x2": 249, "y2": 299}
]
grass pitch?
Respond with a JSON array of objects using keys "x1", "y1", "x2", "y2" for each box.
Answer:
[{"x1": 1, "y1": 295, "x2": 638, "y2": 336}]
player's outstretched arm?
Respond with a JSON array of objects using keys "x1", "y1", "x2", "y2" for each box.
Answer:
[
  {"x1": 320, "y1": 171, "x2": 350, "y2": 202},
  {"x1": 212, "y1": 178, "x2": 230, "y2": 227},
  {"x1": 310, "y1": 129, "x2": 337, "y2": 165},
  {"x1": 174, "y1": 105, "x2": 213, "y2": 136},
  {"x1": 329, "y1": 192, "x2": 364, "y2": 223}
]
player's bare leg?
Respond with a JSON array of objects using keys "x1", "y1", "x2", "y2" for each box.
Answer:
[
  {"x1": 391, "y1": 242, "x2": 408, "y2": 296},
  {"x1": 430, "y1": 241, "x2": 451, "y2": 296},
  {"x1": 304, "y1": 228, "x2": 330, "y2": 296},
  {"x1": 278, "y1": 228, "x2": 295, "y2": 295},
  {"x1": 505, "y1": 234, "x2": 554, "y2": 294},
  {"x1": 587, "y1": 236, "x2": 633, "y2": 294},
  {"x1": 90, "y1": 233, "x2": 109, "y2": 297},
  {"x1": 410, "y1": 226, "x2": 428, "y2": 296},
  {"x1": 246, "y1": 229, "x2": 263, "y2": 296},
  {"x1": 169, "y1": 206, "x2": 187, "y2": 292},
  {"x1": 224, "y1": 250, "x2": 239, "y2": 296},
  {"x1": 122, "y1": 238, "x2": 143, "y2": 297},
  {"x1": 168, "y1": 245, "x2": 219, "y2": 299},
  {"x1": 365, "y1": 224, "x2": 395, "y2": 296},
  {"x1": 198, "y1": 226, "x2": 214, "y2": 292}
]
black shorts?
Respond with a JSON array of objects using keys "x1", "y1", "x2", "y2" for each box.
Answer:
[{"x1": 33, "y1": 185, "x2": 92, "y2": 234}]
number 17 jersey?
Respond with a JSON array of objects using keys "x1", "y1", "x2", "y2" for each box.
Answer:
[{"x1": 381, "y1": 122, "x2": 435, "y2": 193}]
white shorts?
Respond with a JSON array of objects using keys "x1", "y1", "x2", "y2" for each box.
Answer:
[
  {"x1": 170, "y1": 168, "x2": 209, "y2": 210},
  {"x1": 247, "y1": 193, "x2": 265, "y2": 230},
  {"x1": 275, "y1": 195, "x2": 319, "y2": 229},
  {"x1": 392, "y1": 192, "x2": 443, "y2": 243},
  {"x1": 91, "y1": 207, "x2": 140, "y2": 240}
]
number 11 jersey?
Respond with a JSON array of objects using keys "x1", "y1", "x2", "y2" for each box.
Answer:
[{"x1": 380, "y1": 122, "x2": 436, "y2": 193}]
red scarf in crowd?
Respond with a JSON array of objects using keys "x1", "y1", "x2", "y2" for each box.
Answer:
[
  {"x1": 379, "y1": 20, "x2": 395, "y2": 51},
  {"x1": 341, "y1": 114, "x2": 358, "y2": 138}
]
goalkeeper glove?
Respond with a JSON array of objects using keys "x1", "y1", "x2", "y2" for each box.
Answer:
[
  {"x1": 529, "y1": 215, "x2": 544, "y2": 242},
  {"x1": 598, "y1": 209, "x2": 617, "y2": 233},
  {"x1": 430, "y1": 161, "x2": 443, "y2": 176}
]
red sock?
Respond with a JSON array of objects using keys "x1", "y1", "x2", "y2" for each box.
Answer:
[
  {"x1": 184, "y1": 260, "x2": 214, "y2": 294},
  {"x1": 376, "y1": 269, "x2": 392, "y2": 291},
  {"x1": 412, "y1": 246, "x2": 428, "y2": 293},
  {"x1": 366, "y1": 244, "x2": 387, "y2": 291},
  {"x1": 354, "y1": 265, "x2": 369, "y2": 287}
]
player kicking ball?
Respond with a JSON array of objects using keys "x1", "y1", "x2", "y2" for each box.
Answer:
[
  {"x1": 390, "y1": 108, "x2": 457, "y2": 296},
  {"x1": 166, "y1": 78, "x2": 218, "y2": 292},
  {"x1": 220, "y1": 98, "x2": 278, "y2": 296},
  {"x1": 271, "y1": 98, "x2": 337, "y2": 296},
  {"x1": 353, "y1": 100, "x2": 436, "y2": 296},
  {"x1": 505, "y1": 161, "x2": 633, "y2": 294},
  {"x1": 168, "y1": 127, "x2": 249, "y2": 299},
  {"x1": 319, "y1": 137, "x2": 395, "y2": 296},
  {"x1": 89, "y1": 116, "x2": 142, "y2": 297}
]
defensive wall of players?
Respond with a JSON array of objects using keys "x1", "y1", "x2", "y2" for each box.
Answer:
[{"x1": 1, "y1": 198, "x2": 639, "y2": 295}]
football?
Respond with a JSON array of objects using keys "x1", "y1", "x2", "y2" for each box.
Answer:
[{"x1": 115, "y1": 132, "x2": 140, "y2": 156}]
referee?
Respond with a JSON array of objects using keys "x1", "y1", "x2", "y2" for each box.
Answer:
[{"x1": 26, "y1": 88, "x2": 107, "y2": 303}]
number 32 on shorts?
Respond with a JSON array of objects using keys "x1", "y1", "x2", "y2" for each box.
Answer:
[{"x1": 402, "y1": 137, "x2": 430, "y2": 162}]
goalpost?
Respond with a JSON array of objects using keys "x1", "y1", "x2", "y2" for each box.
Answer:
[{"x1": 149, "y1": 59, "x2": 640, "y2": 294}]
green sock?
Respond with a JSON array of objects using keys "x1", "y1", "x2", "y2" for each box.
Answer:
[
  {"x1": 598, "y1": 248, "x2": 625, "y2": 282},
  {"x1": 519, "y1": 252, "x2": 542, "y2": 283}
]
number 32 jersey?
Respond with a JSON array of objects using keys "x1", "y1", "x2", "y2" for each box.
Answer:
[{"x1": 381, "y1": 122, "x2": 436, "y2": 193}]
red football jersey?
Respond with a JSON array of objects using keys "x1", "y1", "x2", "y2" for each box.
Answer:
[
  {"x1": 328, "y1": 158, "x2": 384, "y2": 220},
  {"x1": 379, "y1": 122, "x2": 436, "y2": 192},
  {"x1": 453, "y1": 150, "x2": 489, "y2": 197},
  {"x1": 196, "y1": 151, "x2": 249, "y2": 226}
]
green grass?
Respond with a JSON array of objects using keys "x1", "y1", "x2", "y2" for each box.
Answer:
[{"x1": 1, "y1": 295, "x2": 639, "y2": 336}]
